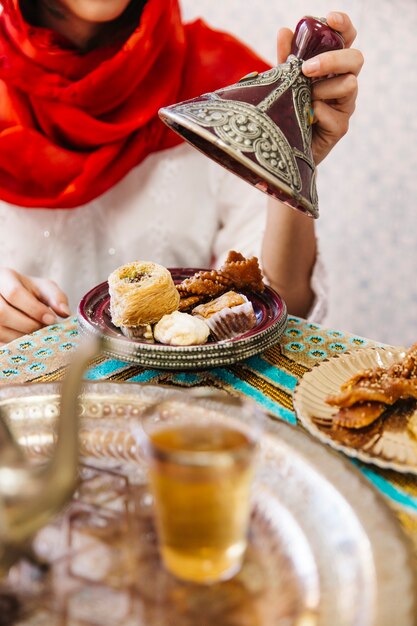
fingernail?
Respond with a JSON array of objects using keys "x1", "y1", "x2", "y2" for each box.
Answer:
[
  {"x1": 329, "y1": 12, "x2": 344, "y2": 27},
  {"x1": 59, "y1": 303, "x2": 71, "y2": 316},
  {"x1": 42, "y1": 313, "x2": 56, "y2": 325},
  {"x1": 302, "y1": 58, "x2": 320, "y2": 75}
]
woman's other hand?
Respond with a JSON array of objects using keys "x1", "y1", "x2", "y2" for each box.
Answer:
[
  {"x1": 0, "y1": 268, "x2": 70, "y2": 344},
  {"x1": 277, "y1": 12, "x2": 364, "y2": 164}
]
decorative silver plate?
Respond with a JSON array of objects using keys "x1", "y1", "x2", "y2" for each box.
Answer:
[
  {"x1": 293, "y1": 346, "x2": 417, "y2": 474},
  {"x1": 0, "y1": 382, "x2": 415, "y2": 626},
  {"x1": 77, "y1": 270, "x2": 288, "y2": 370}
]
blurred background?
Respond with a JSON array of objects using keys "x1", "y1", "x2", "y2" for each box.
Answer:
[{"x1": 181, "y1": 0, "x2": 417, "y2": 347}]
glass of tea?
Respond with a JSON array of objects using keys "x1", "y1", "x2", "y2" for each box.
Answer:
[{"x1": 139, "y1": 388, "x2": 264, "y2": 584}]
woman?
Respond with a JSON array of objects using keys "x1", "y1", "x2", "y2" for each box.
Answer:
[{"x1": 0, "y1": 0, "x2": 363, "y2": 343}]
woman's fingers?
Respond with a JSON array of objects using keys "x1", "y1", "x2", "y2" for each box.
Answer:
[
  {"x1": 274, "y1": 13, "x2": 363, "y2": 165},
  {"x1": 0, "y1": 268, "x2": 70, "y2": 344},
  {"x1": 276, "y1": 27, "x2": 293, "y2": 64},
  {"x1": 312, "y1": 73, "x2": 358, "y2": 113},
  {"x1": 326, "y1": 12, "x2": 357, "y2": 48},
  {"x1": 310, "y1": 101, "x2": 350, "y2": 163},
  {"x1": 30, "y1": 277, "x2": 70, "y2": 318},
  {"x1": 302, "y1": 48, "x2": 364, "y2": 78},
  {"x1": 0, "y1": 269, "x2": 58, "y2": 325},
  {"x1": 0, "y1": 295, "x2": 44, "y2": 335},
  {"x1": 0, "y1": 325, "x2": 22, "y2": 345},
  {"x1": 278, "y1": 12, "x2": 359, "y2": 71},
  {"x1": 302, "y1": 14, "x2": 363, "y2": 165}
]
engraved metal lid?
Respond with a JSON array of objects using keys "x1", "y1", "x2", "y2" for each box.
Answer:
[
  {"x1": 159, "y1": 57, "x2": 318, "y2": 218},
  {"x1": 159, "y1": 17, "x2": 344, "y2": 219}
]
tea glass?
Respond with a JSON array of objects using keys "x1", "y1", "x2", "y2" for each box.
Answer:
[{"x1": 139, "y1": 389, "x2": 264, "y2": 584}]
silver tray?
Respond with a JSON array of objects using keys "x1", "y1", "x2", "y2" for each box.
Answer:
[{"x1": 0, "y1": 382, "x2": 415, "y2": 626}]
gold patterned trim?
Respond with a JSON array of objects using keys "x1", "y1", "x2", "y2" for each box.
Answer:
[
  {"x1": 26, "y1": 355, "x2": 107, "y2": 384},
  {"x1": 229, "y1": 365, "x2": 294, "y2": 411},
  {"x1": 27, "y1": 367, "x2": 67, "y2": 383},
  {"x1": 105, "y1": 365, "x2": 147, "y2": 382},
  {"x1": 376, "y1": 469, "x2": 417, "y2": 498},
  {"x1": 262, "y1": 345, "x2": 310, "y2": 378}
]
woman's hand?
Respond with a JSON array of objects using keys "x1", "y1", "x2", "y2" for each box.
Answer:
[
  {"x1": 0, "y1": 268, "x2": 70, "y2": 344},
  {"x1": 277, "y1": 12, "x2": 364, "y2": 164}
]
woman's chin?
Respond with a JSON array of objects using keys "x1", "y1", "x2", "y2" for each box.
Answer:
[{"x1": 64, "y1": 0, "x2": 132, "y2": 23}]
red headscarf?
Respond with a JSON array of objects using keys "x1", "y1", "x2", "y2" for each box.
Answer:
[{"x1": 0, "y1": 0, "x2": 269, "y2": 208}]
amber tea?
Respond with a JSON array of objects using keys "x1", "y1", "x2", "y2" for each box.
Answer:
[{"x1": 146, "y1": 421, "x2": 257, "y2": 584}]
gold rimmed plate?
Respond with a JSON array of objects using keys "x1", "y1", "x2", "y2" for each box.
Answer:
[
  {"x1": 293, "y1": 346, "x2": 417, "y2": 474},
  {"x1": 77, "y1": 268, "x2": 287, "y2": 370}
]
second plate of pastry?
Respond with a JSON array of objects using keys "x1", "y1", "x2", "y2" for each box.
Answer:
[
  {"x1": 293, "y1": 345, "x2": 417, "y2": 474},
  {"x1": 77, "y1": 259, "x2": 288, "y2": 370}
]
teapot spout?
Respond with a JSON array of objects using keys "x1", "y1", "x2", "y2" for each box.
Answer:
[
  {"x1": 0, "y1": 337, "x2": 102, "y2": 549},
  {"x1": 45, "y1": 336, "x2": 102, "y2": 499}
]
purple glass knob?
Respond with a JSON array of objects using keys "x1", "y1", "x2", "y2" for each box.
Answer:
[{"x1": 290, "y1": 16, "x2": 344, "y2": 61}]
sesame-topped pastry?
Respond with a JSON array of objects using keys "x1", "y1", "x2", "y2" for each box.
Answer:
[
  {"x1": 154, "y1": 311, "x2": 210, "y2": 346},
  {"x1": 326, "y1": 341, "x2": 417, "y2": 429},
  {"x1": 176, "y1": 251, "x2": 265, "y2": 310},
  {"x1": 108, "y1": 261, "x2": 180, "y2": 338},
  {"x1": 220, "y1": 251, "x2": 265, "y2": 293},
  {"x1": 192, "y1": 290, "x2": 257, "y2": 341}
]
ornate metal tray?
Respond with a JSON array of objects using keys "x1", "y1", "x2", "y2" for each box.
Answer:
[
  {"x1": 293, "y1": 346, "x2": 417, "y2": 474},
  {"x1": 0, "y1": 382, "x2": 415, "y2": 626},
  {"x1": 77, "y1": 269, "x2": 288, "y2": 370}
]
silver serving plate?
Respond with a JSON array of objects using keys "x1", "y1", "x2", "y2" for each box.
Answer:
[
  {"x1": 77, "y1": 272, "x2": 288, "y2": 370},
  {"x1": 0, "y1": 382, "x2": 415, "y2": 626}
]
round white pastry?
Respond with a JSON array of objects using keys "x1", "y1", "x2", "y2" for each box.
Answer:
[{"x1": 154, "y1": 311, "x2": 210, "y2": 346}]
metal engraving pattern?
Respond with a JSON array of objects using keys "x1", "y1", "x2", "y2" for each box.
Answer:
[
  {"x1": 293, "y1": 78, "x2": 313, "y2": 152},
  {"x1": 0, "y1": 383, "x2": 415, "y2": 626},
  {"x1": 257, "y1": 56, "x2": 303, "y2": 112},
  {"x1": 175, "y1": 98, "x2": 302, "y2": 191},
  {"x1": 218, "y1": 65, "x2": 284, "y2": 93},
  {"x1": 310, "y1": 169, "x2": 319, "y2": 209},
  {"x1": 215, "y1": 57, "x2": 302, "y2": 113}
]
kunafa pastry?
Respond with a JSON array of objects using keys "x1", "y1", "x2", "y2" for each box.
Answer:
[
  {"x1": 154, "y1": 311, "x2": 210, "y2": 346},
  {"x1": 192, "y1": 291, "x2": 257, "y2": 341},
  {"x1": 109, "y1": 261, "x2": 180, "y2": 337}
]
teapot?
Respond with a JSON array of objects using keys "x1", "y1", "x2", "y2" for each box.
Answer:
[{"x1": 0, "y1": 338, "x2": 100, "y2": 576}]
